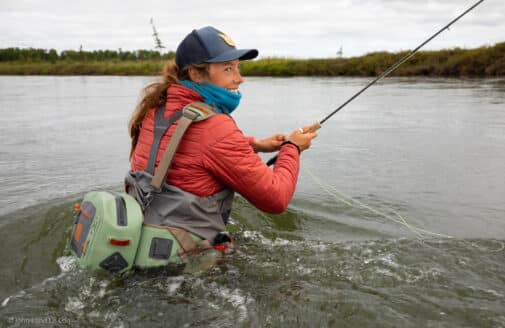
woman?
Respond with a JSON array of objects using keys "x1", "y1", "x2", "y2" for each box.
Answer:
[{"x1": 128, "y1": 26, "x2": 317, "y2": 255}]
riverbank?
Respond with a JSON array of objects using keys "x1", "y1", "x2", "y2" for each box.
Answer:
[{"x1": 0, "y1": 42, "x2": 504, "y2": 77}]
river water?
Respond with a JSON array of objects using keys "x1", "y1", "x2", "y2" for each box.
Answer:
[{"x1": 0, "y1": 76, "x2": 504, "y2": 327}]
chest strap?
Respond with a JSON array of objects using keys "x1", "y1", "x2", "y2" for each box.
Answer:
[{"x1": 150, "y1": 101, "x2": 216, "y2": 190}]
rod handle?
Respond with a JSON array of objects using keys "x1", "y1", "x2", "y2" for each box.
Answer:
[{"x1": 302, "y1": 122, "x2": 322, "y2": 133}]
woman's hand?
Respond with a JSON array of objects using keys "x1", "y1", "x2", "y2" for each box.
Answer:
[
  {"x1": 285, "y1": 124, "x2": 318, "y2": 152},
  {"x1": 253, "y1": 133, "x2": 286, "y2": 153}
]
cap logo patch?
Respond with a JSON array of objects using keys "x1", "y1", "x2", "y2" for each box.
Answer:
[{"x1": 218, "y1": 33, "x2": 236, "y2": 47}]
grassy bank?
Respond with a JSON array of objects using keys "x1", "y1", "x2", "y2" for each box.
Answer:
[
  {"x1": 1, "y1": 42, "x2": 504, "y2": 77},
  {"x1": 240, "y1": 42, "x2": 505, "y2": 77}
]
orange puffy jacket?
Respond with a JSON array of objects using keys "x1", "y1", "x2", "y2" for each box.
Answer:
[{"x1": 130, "y1": 84, "x2": 299, "y2": 214}]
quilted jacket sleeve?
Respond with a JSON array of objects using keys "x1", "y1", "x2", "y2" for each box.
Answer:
[{"x1": 201, "y1": 116, "x2": 300, "y2": 214}]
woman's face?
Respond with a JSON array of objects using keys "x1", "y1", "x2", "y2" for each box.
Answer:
[{"x1": 204, "y1": 59, "x2": 244, "y2": 93}]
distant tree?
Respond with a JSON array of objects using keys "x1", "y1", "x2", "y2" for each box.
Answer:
[
  {"x1": 150, "y1": 18, "x2": 165, "y2": 51},
  {"x1": 48, "y1": 49, "x2": 58, "y2": 63},
  {"x1": 337, "y1": 46, "x2": 343, "y2": 58}
]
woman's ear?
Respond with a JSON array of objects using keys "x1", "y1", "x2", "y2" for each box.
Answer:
[{"x1": 188, "y1": 67, "x2": 204, "y2": 83}]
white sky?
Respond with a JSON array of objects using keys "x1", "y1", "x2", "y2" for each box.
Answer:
[{"x1": 0, "y1": 0, "x2": 503, "y2": 58}]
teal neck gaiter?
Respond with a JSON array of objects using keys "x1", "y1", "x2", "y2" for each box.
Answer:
[{"x1": 179, "y1": 80, "x2": 242, "y2": 115}]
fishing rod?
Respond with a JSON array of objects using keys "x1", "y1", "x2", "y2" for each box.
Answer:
[{"x1": 267, "y1": 0, "x2": 485, "y2": 166}]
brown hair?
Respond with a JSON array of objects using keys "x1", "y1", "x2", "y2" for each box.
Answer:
[{"x1": 128, "y1": 60, "x2": 209, "y2": 158}]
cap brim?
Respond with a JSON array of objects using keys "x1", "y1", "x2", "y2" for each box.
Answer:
[{"x1": 205, "y1": 48, "x2": 258, "y2": 63}]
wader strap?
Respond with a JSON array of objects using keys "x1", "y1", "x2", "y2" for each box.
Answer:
[
  {"x1": 150, "y1": 102, "x2": 216, "y2": 190},
  {"x1": 151, "y1": 109, "x2": 199, "y2": 190},
  {"x1": 146, "y1": 107, "x2": 183, "y2": 175}
]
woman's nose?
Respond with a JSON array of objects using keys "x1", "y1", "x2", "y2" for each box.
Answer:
[{"x1": 234, "y1": 71, "x2": 244, "y2": 84}]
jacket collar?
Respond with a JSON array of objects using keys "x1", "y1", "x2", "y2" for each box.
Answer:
[{"x1": 167, "y1": 83, "x2": 203, "y2": 108}]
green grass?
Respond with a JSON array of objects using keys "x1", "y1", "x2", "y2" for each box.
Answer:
[{"x1": 241, "y1": 42, "x2": 505, "y2": 77}]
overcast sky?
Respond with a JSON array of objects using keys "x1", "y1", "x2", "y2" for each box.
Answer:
[{"x1": 1, "y1": 0, "x2": 503, "y2": 58}]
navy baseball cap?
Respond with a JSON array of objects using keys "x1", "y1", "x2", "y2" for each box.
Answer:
[{"x1": 175, "y1": 26, "x2": 258, "y2": 69}]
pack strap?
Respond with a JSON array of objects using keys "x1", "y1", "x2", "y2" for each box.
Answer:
[
  {"x1": 150, "y1": 101, "x2": 216, "y2": 190},
  {"x1": 146, "y1": 107, "x2": 183, "y2": 175},
  {"x1": 142, "y1": 224, "x2": 212, "y2": 256},
  {"x1": 166, "y1": 226, "x2": 212, "y2": 256}
]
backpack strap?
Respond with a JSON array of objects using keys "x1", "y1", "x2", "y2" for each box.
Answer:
[
  {"x1": 150, "y1": 101, "x2": 216, "y2": 190},
  {"x1": 146, "y1": 106, "x2": 183, "y2": 175},
  {"x1": 183, "y1": 101, "x2": 217, "y2": 122}
]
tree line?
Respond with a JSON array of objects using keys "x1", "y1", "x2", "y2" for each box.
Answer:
[{"x1": 0, "y1": 48, "x2": 175, "y2": 62}]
